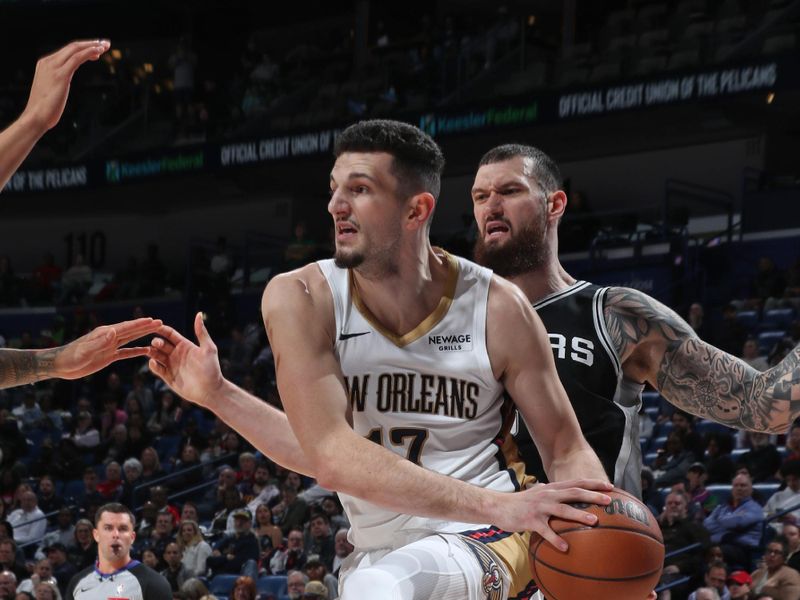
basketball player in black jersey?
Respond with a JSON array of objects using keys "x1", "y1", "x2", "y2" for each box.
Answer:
[
  {"x1": 0, "y1": 41, "x2": 162, "y2": 389},
  {"x1": 472, "y1": 144, "x2": 800, "y2": 497}
]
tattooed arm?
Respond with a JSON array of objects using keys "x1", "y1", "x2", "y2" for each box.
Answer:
[
  {"x1": 604, "y1": 287, "x2": 800, "y2": 433},
  {"x1": 0, "y1": 318, "x2": 161, "y2": 389}
]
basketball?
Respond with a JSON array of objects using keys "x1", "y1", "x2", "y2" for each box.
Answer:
[{"x1": 529, "y1": 487, "x2": 664, "y2": 600}]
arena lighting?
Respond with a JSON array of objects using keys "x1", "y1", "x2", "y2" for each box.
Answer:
[
  {"x1": 766, "y1": 91, "x2": 775, "y2": 104},
  {"x1": 144, "y1": 63, "x2": 154, "y2": 73},
  {"x1": 111, "y1": 48, "x2": 122, "y2": 60}
]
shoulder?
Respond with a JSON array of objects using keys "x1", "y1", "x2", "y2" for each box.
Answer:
[
  {"x1": 131, "y1": 563, "x2": 172, "y2": 597},
  {"x1": 65, "y1": 565, "x2": 94, "y2": 598},
  {"x1": 262, "y1": 263, "x2": 333, "y2": 317}
]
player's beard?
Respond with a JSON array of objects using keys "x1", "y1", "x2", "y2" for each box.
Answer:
[{"x1": 473, "y1": 218, "x2": 550, "y2": 277}]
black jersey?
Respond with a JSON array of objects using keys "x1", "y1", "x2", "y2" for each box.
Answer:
[
  {"x1": 515, "y1": 281, "x2": 644, "y2": 497},
  {"x1": 65, "y1": 560, "x2": 172, "y2": 600}
]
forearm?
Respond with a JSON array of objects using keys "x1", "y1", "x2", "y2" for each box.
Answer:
[
  {"x1": 209, "y1": 380, "x2": 314, "y2": 476},
  {"x1": 656, "y1": 337, "x2": 800, "y2": 433},
  {"x1": 546, "y1": 444, "x2": 608, "y2": 483},
  {"x1": 0, "y1": 347, "x2": 64, "y2": 389},
  {"x1": 313, "y1": 430, "x2": 502, "y2": 526},
  {"x1": 0, "y1": 113, "x2": 44, "y2": 191}
]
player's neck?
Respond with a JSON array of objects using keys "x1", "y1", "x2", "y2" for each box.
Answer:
[
  {"x1": 352, "y1": 245, "x2": 449, "y2": 336},
  {"x1": 97, "y1": 556, "x2": 130, "y2": 574},
  {"x1": 507, "y1": 261, "x2": 575, "y2": 304}
]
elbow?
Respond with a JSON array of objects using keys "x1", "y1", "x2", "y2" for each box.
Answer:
[{"x1": 313, "y1": 462, "x2": 342, "y2": 492}]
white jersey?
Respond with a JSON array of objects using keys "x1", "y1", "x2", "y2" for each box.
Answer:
[{"x1": 318, "y1": 252, "x2": 519, "y2": 551}]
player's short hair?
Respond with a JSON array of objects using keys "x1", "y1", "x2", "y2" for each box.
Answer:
[
  {"x1": 94, "y1": 502, "x2": 136, "y2": 528},
  {"x1": 478, "y1": 144, "x2": 563, "y2": 195},
  {"x1": 334, "y1": 119, "x2": 445, "y2": 201}
]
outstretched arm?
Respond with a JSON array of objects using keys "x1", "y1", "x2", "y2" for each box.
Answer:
[
  {"x1": 0, "y1": 317, "x2": 161, "y2": 389},
  {"x1": 0, "y1": 40, "x2": 110, "y2": 191},
  {"x1": 148, "y1": 313, "x2": 314, "y2": 476},
  {"x1": 605, "y1": 287, "x2": 800, "y2": 433}
]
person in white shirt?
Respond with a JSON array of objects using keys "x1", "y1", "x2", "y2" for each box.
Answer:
[
  {"x1": 765, "y1": 460, "x2": 800, "y2": 532},
  {"x1": 8, "y1": 491, "x2": 46, "y2": 546}
]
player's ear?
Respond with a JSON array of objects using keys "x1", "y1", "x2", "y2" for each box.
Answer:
[
  {"x1": 548, "y1": 191, "x2": 567, "y2": 222},
  {"x1": 92, "y1": 528, "x2": 100, "y2": 544},
  {"x1": 407, "y1": 192, "x2": 435, "y2": 230}
]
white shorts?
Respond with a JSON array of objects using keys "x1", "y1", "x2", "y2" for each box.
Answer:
[{"x1": 338, "y1": 532, "x2": 510, "y2": 600}]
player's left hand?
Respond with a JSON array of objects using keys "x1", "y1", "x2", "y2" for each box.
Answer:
[{"x1": 54, "y1": 317, "x2": 162, "y2": 379}]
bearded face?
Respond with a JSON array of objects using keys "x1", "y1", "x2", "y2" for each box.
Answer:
[{"x1": 473, "y1": 211, "x2": 550, "y2": 277}]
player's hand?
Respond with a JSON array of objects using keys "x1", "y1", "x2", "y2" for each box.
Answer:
[
  {"x1": 500, "y1": 479, "x2": 612, "y2": 552},
  {"x1": 54, "y1": 317, "x2": 162, "y2": 379},
  {"x1": 22, "y1": 39, "x2": 111, "y2": 133},
  {"x1": 148, "y1": 312, "x2": 225, "y2": 408}
]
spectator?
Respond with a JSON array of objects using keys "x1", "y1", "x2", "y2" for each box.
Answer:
[
  {"x1": 141, "y1": 511, "x2": 176, "y2": 570},
  {"x1": 302, "y1": 555, "x2": 337, "y2": 600},
  {"x1": 140, "y1": 548, "x2": 159, "y2": 570},
  {"x1": 178, "y1": 578, "x2": 209, "y2": 600},
  {"x1": 170, "y1": 445, "x2": 203, "y2": 491},
  {"x1": 230, "y1": 576, "x2": 256, "y2": 600},
  {"x1": 273, "y1": 484, "x2": 308, "y2": 537},
  {"x1": 0, "y1": 570, "x2": 15, "y2": 600},
  {"x1": 99, "y1": 394, "x2": 127, "y2": 442},
  {"x1": 66, "y1": 413, "x2": 99, "y2": 450},
  {"x1": 77, "y1": 468, "x2": 104, "y2": 515},
  {"x1": 31, "y1": 252, "x2": 60, "y2": 304},
  {"x1": 752, "y1": 257, "x2": 786, "y2": 303},
  {"x1": 751, "y1": 537, "x2": 800, "y2": 600},
  {"x1": 715, "y1": 304, "x2": 747, "y2": 356},
  {"x1": 705, "y1": 433, "x2": 737, "y2": 485},
  {"x1": 34, "y1": 477, "x2": 63, "y2": 522},
  {"x1": 244, "y1": 464, "x2": 280, "y2": 513},
  {"x1": 659, "y1": 492, "x2": 710, "y2": 586},
  {"x1": 16, "y1": 560, "x2": 52, "y2": 595},
  {"x1": 235, "y1": 453, "x2": 257, "y2": 491},
  {"x1": 33, "y1": 581, "x2": 59, "y2": 600},
  {"x1": 58, "y1": 254, "x2": 91, "y2": 305},
  {"x1": 96, "y1": 462, "x2": 123, "y2": 500},
  {"x1": 12, "y1": 393, "x2": 44, "y2": 432},
  {"x1": 688, "y1": 561, "x2": 730, "y2": 600},
  {"x1": 0, "y1": 541, "x2": 27, "y2": 583},
  {"x1": 704, "y1": 473, "x2": 763, "y2": 570},
  {"x1": 765, "y1": 460, "x2": 800, "y2": 533},
  {"x1": 303, "y1": 580, "x2": 328, "y2": 600},
  {"x1": 180, "y1": 502, "x2": 200, "y2": 525},
  {"x1": 269, "y1": 528, "x2": 306, "y2": 575},
  {"x1": 119, "y1": 457, "x2": 143, "y2": 509},
  {"x1": 206, "y1": 509, "x2": 259, "y2": 579},
  {"x1": 66, "y1": 519, "x2": 95, "y2": 571},
  {"x1": 688, "y1": 302, "x2": 710, "y2": 340},
  {"x1": 103, "y1": 424, "x2": 132, "y2": 466},
  {"x1": 726, "y1": 570, "x2": 752, "y2": 599},
  {"x1": 284, "y1": 222, "x2": 317, "y2": 269},
  {"x1": 37, "y1": 509, "x2": 74, "y2": 556},
  {"x1": 253, "y1": 504, "x2": 282, "y2": 558},
  {"x1": 786, "y1": 523, "x2": 800, "y2": 571},
  {"x1": 160, "y1": 542, "x2": 192, "y2": 592},
  {"x1": 304, "y1": 513, "x2": 334, "y2": 572},
  {"x1": 147, "y1": 391, "x2": 180, "y2": 436},
  {"x1": 139, "y1": 447, "x2": 164, "y2": 484},
  {"x1": 742, "y1": 338, "x2": 769, "y2": 372},
  {"x1": 319, "y1": 496, "x2": 348, "y2": 532},
  {"x1": 687, "y1": 463, "x2": 719, "y2": 520},
  {"x1": 176, "y1": 520, "x2": 211, "y2": 579},
  {"x1": 198, "y1": 467, "x2": 237, "y2": 520},
  {"x1": 331, "y1": 529, "x2": 352, "y2": 577},
  {"x1": 654, "y1": 431, "x2": 694, "y2": 487},
  {"x1": 126, "y1": 373, "x2": 155, "y2": 417},
  {"x1": 41, "y1": 544, "x2": 74, "y2": 595},
  {"x1": 285, "y1": 570, "x2": 307, "y2": 600},
  {"x1": 149, "y1": 486, "x2": 180, "y2": 525},
  {"x1": 671, "y1": 410, "x2": 706, "y2": 462},
  {"x1": 8, "y1": 491, "x2": 46, "y2": 547},
  {"x1": 739, "y1": 432, "x2": 782, "y2": 483},
  {"x1": 786, "y1": 422, "x2": 800, "y2": 462},
  {"x1": 211, "y1": 488, "x2": 244, "y2": 534}
]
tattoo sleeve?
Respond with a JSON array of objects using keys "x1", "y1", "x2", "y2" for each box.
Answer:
[
  {"x1": 0, "y1": 347, "x2": 63, "y2": 389},
  {"x1": 604, "y1": 287, "x2": 800, "y2": 433}
]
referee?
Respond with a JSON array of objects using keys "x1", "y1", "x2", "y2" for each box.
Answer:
[{"x1": 65, "y1": 503, "x2": 171, "y2": 600}]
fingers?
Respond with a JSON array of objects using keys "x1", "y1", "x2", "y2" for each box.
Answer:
[
  {"x1": 61, "y1": 44, "x2": 109, "y2": 77},
  {"x1": 148, "y1": 358, "x2": 171, "y2": 384},
  {"x1": 108, "y1": 317, "x2": 162, "y2": 345},
  {"x1": 538, "y1": 527, "x2": 569, "y2": 553},
  {"x1": 547, "y1": 478, "x2": 613, "y2": 493},
  {"x1": 154, "y1": 324, "x2": 187, "y2": 348},
  {"x1": 548, "y1": 502, "x2": 599, "y2": 526},
  {"x1": 52, "y1": 39, "x2": 110, "y2": 68}
]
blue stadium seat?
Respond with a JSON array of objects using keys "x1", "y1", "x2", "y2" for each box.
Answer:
[
  {"x1": 736, "y1": 310, "x2": 759, "y2": 331},
  {"x1": 762, "y1": 308, "x2": 795, "y2": 331},
  {"x1": 706, "y1": 484, "x2": 732, "y2": 505},
  {"x1": 642, "y1": 391, "x2": 661, "y2": 409},
  {"x1": 695, "y1": 420, "x2": 736, "y2": 436},
  {"x1": 257, "y1": 575, "x2": 288, "y2": 597},
  {"x1": 63, "y1": 479, "x2": 85, "y2": 502},
  {"x1": 758, "y1": 330, "x2": 786, "y2": 354},
  {"x1": 754, "y1": 482, "x2": 780, "y2": 502},
  {"x1": 210, "y1": 574, "x2": 239, "y2": 598},
  {"x1": 653, "y1": 421, "x2": 673, "y2": 438}
]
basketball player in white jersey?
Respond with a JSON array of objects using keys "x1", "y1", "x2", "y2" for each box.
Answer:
[
  {"x1": 0, "y1": 40, "x2": 163, "y2": 389},
  {"x1": 147, "y1": 120, "x2": 613, "y2": 600},
  {"x1": 471, "y1": 144, "x2": 800, "y2": 495}
]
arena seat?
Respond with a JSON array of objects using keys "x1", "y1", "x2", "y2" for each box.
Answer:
[
  {"x1": 209, "y1": 574, "x2": 239, "y2": 599},
  {"x1": 758, "y1": 330, "x2": 786, "y2": 354},
  {"x1": 257, "y1": 575, "x2": 288, "y2": 597},
  {"x1": 762, "y1": 308, "x2": 795, "y2": 331},
  {"x1": 735, "y1": 310, "x2": 759, "y2": 331}
]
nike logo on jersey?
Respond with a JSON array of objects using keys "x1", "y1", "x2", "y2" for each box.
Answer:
[{"x1": 339, "y1": 331, "x2": 371, "y2": 341}]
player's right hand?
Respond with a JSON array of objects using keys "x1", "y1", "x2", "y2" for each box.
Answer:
[
  {"x1": 23, "y1": 39, "x2": 110, "y2": 133},
  {"x1": 148, "y1": 312, "x2": 225, "y2": 408},
  {"x1": 499, "y1": 479, "x2": 612, "y2": 552}
]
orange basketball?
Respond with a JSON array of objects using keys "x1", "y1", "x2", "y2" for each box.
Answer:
[{"x1": 529, "y1": 487, "x2": 664, "y2": 600}]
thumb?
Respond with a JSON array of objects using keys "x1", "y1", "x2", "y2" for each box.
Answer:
[{"x1": 194, "y1": 312, "x2": 213, "y2": 347}]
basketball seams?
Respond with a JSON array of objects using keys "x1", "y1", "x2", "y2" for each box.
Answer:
[
  {"x1": 533, "y1": 559, "x2": 663, "y2": 582},
  {"x1": 529, "y1": 536, "x2": 560, "y2": 600},
  {"x1": 547, "y1": 523, "x2": 665, "y2": 545}
]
